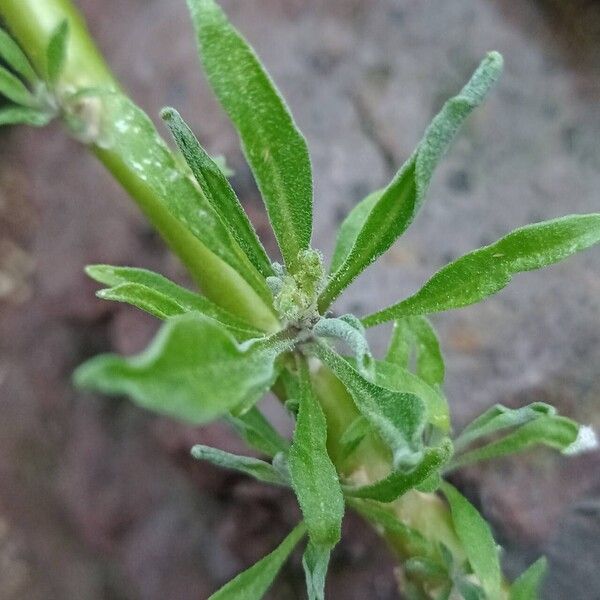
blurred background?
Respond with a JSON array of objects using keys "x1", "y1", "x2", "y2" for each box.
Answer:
[{"x1": 1, "y1": 0, "x2": 599, "y2": 598}]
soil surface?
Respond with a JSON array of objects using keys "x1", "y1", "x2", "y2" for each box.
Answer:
[{"x1": 1, "y1": 0, "x2": 599, "y2": 598}]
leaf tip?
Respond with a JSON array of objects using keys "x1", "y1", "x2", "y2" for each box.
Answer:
[{"x1": 563, "y1": 425, "x2": 598, "y2": 456}]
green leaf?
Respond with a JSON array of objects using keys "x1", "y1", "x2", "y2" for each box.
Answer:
[
  {"x1": 374, "y1": 359, "x2": 449, "y2": 432},
  {"x1": 441, "y1": 482, "x2": 501, "y2": 599},
  {"x1": 0, "y1": 105, "x2": 52, "y2": 126},
  {"x1": 363, "y1": 214, "x2": 600, "y2": 327},
  {"x1": 302, "y1": 541, "x2": 331, "y2": 600},
  {"x1": 320, "y1": 52, "x2": 503, "y2": 309},
  {"x1": 227, "y1": 407, "x2": 289, "y2": 458},
  {"x1": 343, "y1": 440, "x2": 452, "y2": 503},
  {"x1": 0, "y1": 65, "x2": 36, "y2": 107},
  {"x1": 448, "y1": 415, "x2": 582, "y2": 471},
  {"x1": 510, "y1": 557, "x2": 547, "y2": 600},
  {"x1": 0, "y1": 28, "x2": 38, "y2": 84},
  {"x1": 191, "y1": 444, "x2": 287, "y2": 486},
  {"x1": 74, "y1": 313, "x2": 293, "y2": 424},
  {"x1": 161, "y1": 108, "x2": 272, "y2": 277},
  {"x1": 47, "y1": 20, "x2": 69, "y2": 86},
  {"x1": 453, "y1": 402, "x2": 557, "y2": 452},
  {"x1": 313, "y1": 342, "x2": 427, "y2": 469},
  {"x1": 85, "y1": 264, "x2": 261, "y2": 339},
  {"x1": 287, "y1": 358, "x2": 343, "y2": 600},
  {"x1": 386, "y1": 316, "x2": 445, "y2": 387},
  {"x1": 329, "y1": 190, "x2": 381, "y2": 274},
  {"x1": 208, "y1": 523, "x2": 306, "y2": 600},
  {"x1": 92, "y1": 92, "x2": 272, "y2": 307},
  {"x1": 187, "y1": 0, "x2": 313, "y2": 269},
  {"x1": 338, "y1": 416, "x2": 370, "y2": 460}
]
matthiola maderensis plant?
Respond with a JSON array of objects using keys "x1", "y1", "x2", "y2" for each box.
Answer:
[{"x1": 1, "y1": 0, "x2": 599, "y2": 598}]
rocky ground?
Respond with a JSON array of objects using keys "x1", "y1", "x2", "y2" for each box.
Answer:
[{"x1": 0, "y1": 0, "x2": 599, "y2": 598}]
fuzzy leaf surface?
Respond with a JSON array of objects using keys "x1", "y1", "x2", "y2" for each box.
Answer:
[
  {"x1": 364, "y1": 214, "x2": 600, "y2": 327},
  {"x1": 227, "y1": 407, "x2": 289, "y2": 457},
  {"x1": 344, "y1": 440, "x2": 452, "y2": 503},
  {"x1": 386, "y1": 316, "x2": 445, "y2": 387},
  {"x1": 74, "y1": 313, "x2": 291, "y2": 424},
  {"x1": 191, "y1": 444, "x2": 287, "y2": 485},
  {"x1": 94, "y1": 92, "x2": 271, "y2": 304},
  {"x1": 441, "y1": 482, "x2": 501, "y2": 599},
  {"x1": 208, "y1": 523, "x2": 306, "y2": 600},
  {"x1": 187, "y1": 0, "x2": 313, "y2": 268},
  {"x1": 162, "y1": 108, "x2": 272, "y2": 276},
  {"x1": 320, "y1": 52, "x2": 503, "y2": 308},
  {"x1": 510, "y1": 557, "x2": 547, "y2": 600},
  {"x1": 302, "y1": 542, "x2": 331, "y2": 600},
  {"x1": 0, "y1": 28, "x2": 37, "y2": 83},
  {"x1": 448, "y1": 415, "x2": 581, "y2": 471},
  {"x1": 313, "y1": 342, "x2": 426, "y2": 469},
  {"x1": 86, "y1": 264, "x2": 261, "y2": 338}
]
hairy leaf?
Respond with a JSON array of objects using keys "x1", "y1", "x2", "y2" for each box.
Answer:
[
  {"x1": 86, "y1": 264, "x2": 261, "y2": 338},
  {"x1": 187, "y1": 0, "x2": 313, "y2": 269},
  {"x1": 227, "y1": 407, "x2": 289, "y2": 457},
  {"x1": 320, "y1": 52, "x2": 503, "y2": 309},
  {"x1": 0, "y1": 105, "x2": 52, "y2": 126},
  {"x1": 93, "y1": 92, "x2": 272, "y2": 306},
  {"x1": 161, "y1": 108, "x2": 272, "y2": 277},
  {"x1": 288, "y1": 358, "x2": 344, "y2": 594},
  {"x1": 329, "y1": 190, "x2": 381, "y2": 274},
  {"x1": 191, "y1": 444, "x2": 287, "y2": 486},
  {"x1": 386, "y1": 316, "x2": 445, "y2": 387},
  {"x1": 0, "y1": 65, "x2": 36, "y2": 106},
  {"x1": 0, "y1": 28, "x2": 37, "y2": 84},
  {"x1": 441, "y1": 482, "x2": 501, "y2": 599},
  {"x1": 208, "y1": 523, "x2": 306, "y2": 600},
  {"x1": 363, "y1": 214, "x2": 600, "y2": 327},
  {"x1": 344, "y1": 440, "x2": 452, "y2": 503},
  {"x1": 47, "y1": 20, "x2": 69, "y2": 86},
  {"x1": 453, "y1": 402, "x2": 557, "y2": 452},
  {"x1": 510, "y1": 557, "x2": 547, "y2": 600},
  {"x1": 313, "y1": 342, "x2": 426, "y2": 469},
  {"x1": 74, "y1": 313, "x2": 292, "y2": 424},
  {"x1": 448, "y1": 415, "x2": 583, "y2": 471},
  {"x1": 339, "y1": 416, "x2": 370, "y2": 460}
]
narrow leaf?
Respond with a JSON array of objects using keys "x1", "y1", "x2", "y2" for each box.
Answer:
[
  {"x1": 0, "y1": 105, "x2": 52, "y2": 127},
  {"x1": 313, "y1": 342, "x2": 426, "y2": 469},
  {"x1": 74, "y1": 313, "x2": 292, "y2": 424},
  {"x1": 344, "y1": 440, "x2": 452, "y2": 503},
  {"x1": 363, "y1": 214, "x2": 600, "y2": 327},
  {"x1": 161, "y1": 108, "x2": 272, "y2": 276},
  {"x1": 187, "y1": 0, "x2": 313, "y2": 268},
  {"x1": 208, "y1": 523, "x2": 306, "y2": 600},
  {"x1": 302, "y1": 541, "x2": 331, "y2": 600},
  {"x1": 387, "y1": 316, "x2": 445, "y2": 387},
  {"x1": 441, "y1": 482, "x2": 501, "y2": 599},
  {"x1": 93, "y1": 92, "x2": 273, "y2": 307},
  {"x1": 448, "y1": 415, "x2": 581, "y2": 471},
  {"x1": 191, "y1": 444, "x2": 287, "y2": 486},
  {"x1": 339, "y1": 416, "x2": 370, "y2": 460},
  {"x1": 0, "y1": 28, "x2": 38, "y2": 84},
  {"x1": 320, "y1": 52, "x2": 503, "y2": 309},
  {"x1": 329, "y1": 190, "x2": 381, "y2": 274},
  {"x1": 510, "y1": 557, "x2": 547, "y2": 600},
  {"x1": 86, "y1": 264, "x2": 261, "y2": 338},
  {"x1": 374, "y1": 359, "x2": 450, "y2": 431},
  {"x1": 47, "y1": 20, "x2": 69, "y2": 86},
  {"x1": 0, "y1": 65, "x2": 36, "y2": 106},
  {"x1": 453, "y1": 402, "x2": 557, "y2": 452},
  {"x1": 288, "y1": 357, "x2": 344, "y2": 548},
  {"x1": 227, "y1": 407, "x2": 289, "y2": 457}
]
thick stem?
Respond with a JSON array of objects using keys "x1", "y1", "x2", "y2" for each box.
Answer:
[{"x1": 0, "y1": 0, "x2": 279, "y2": 332}]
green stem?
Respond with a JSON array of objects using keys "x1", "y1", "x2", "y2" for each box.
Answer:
[{"x1": 0, "y1": 0, "x2": 279, "y2": 332}]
